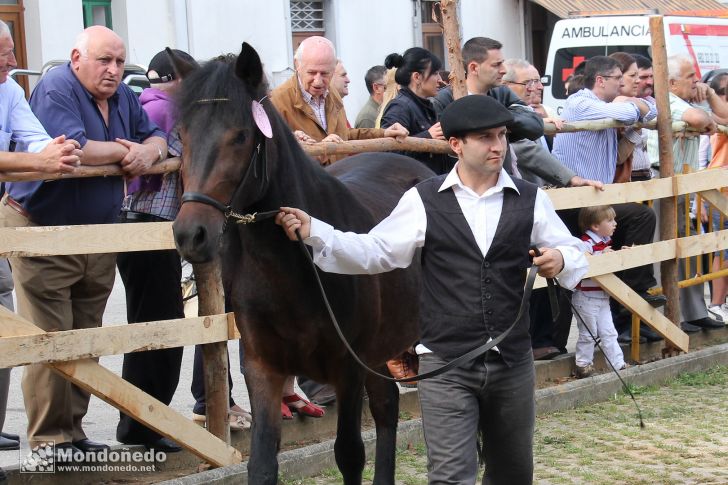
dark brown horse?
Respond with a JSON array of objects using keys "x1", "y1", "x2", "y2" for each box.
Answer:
[{"x1": 170, "y1": 44, "x2": 433, "y2": 484}]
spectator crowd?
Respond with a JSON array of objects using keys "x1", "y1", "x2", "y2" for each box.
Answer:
[{"x1": 0, "y1": 21, "x2": 726, "y2": 485}]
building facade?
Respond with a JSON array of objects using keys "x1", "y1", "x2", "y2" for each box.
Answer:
[{"x1": 16, "y1": 0, "x2": 528, "y2": 121}]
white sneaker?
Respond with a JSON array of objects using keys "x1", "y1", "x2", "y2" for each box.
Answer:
[{"x1": 707, "y1": 304, "x2": 728, "y2": 324}]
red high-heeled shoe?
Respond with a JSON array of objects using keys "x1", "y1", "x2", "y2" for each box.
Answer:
[
  {"x1": 282, "y1": 393, "x2": 325, "y2": 418},
  {"x1": 281, "y1": 401, "x2": 293, "y2": 420}
]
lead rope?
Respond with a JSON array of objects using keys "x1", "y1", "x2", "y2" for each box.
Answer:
[
  {"x1": 293, "y1": 228, "x2": 540, "y2": 383},
  {"x1": 293, "y1": 233, "x2": 645, "y2": 427}
]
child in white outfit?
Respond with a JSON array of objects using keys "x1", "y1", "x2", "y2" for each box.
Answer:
[{"x1": 573, "y1": 205, "x2": 626, "y2": 378}]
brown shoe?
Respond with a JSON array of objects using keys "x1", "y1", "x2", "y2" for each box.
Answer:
[
  {"x1": 387, "y1": 352, "x2": 419, "y2": 388},
  {"x1": 532, "y1": 346, "x2": 561, "y2": 361}
]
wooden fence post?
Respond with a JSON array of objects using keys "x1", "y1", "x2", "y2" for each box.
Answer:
[
  {"x1": 193, "y1": 258, "x2": 231, "y2": 445},
  {"x1": 440, "y1": 0, "x2": 466, "y2": 100},
  {"x1": 650, "y1": 16, "x2": 681, "y2": 337}
]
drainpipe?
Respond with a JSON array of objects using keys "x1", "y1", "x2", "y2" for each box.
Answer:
[
  {"x1": 413, "y1": 0, "x2": 422, "y2": 47},
  {"x1": 173, "y1": 0, "x2": 190, "y2": 52}
]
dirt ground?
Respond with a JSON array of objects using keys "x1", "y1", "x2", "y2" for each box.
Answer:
[{"x1": 288, "y1": 366, "x2": 728, "y2": 485}]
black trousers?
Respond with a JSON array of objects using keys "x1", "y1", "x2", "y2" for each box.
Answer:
[
  {"x1": 558, "y1": 202, "x2": 656, "y2": 292},
  {"x1": 116, "y1": 237, "x2": 185, "y2": 444},
  {"x1": 191, "y1": 343, "x2": 242, "y2": 415},
  {"x1": 419, "y1": 352, "x2": 535, "y2": 484},
  {"x1": 528, "y1": 286, "x2": 573, "y2": 353}
]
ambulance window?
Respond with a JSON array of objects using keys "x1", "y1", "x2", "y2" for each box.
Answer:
[{"x1": 552, "y1": 46, "x2": 651, "y2": 99}]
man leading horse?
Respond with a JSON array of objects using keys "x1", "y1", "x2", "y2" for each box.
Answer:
[{"x1": 277, "y1": 94, "x2": 588, "y2": 484}]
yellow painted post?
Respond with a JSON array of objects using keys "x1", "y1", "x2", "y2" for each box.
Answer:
[{"x1": 631, "y1": 313, "x2": 641, "y2": 363}]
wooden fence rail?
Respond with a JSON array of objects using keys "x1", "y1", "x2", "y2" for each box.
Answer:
[{"x1": 0, "y1": 119, "x2": 725, "y2": 183}]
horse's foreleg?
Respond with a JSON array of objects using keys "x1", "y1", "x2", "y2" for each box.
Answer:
[
  {"x1": 365, "y1": 368, "x2": 400, "y2": 485},
  {"x1": 334, "y1": 368, "x2": 366, "y2": 485},
  {"x1": 245, "y1": 357, "x2": 285, "y2": 485}
]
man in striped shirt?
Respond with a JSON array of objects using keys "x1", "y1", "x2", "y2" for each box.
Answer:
[{"x1": 552, "y1": 56, "x2": 665, "y2": 321}]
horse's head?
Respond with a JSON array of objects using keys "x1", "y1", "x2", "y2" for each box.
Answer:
[{"x1": 171, "y1": 43, "x2": 271, "y2": 263}]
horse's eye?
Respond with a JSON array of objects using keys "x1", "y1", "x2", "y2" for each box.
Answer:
[{"x1": 232, "y1": 131, "x2": 247, "y2": 145}]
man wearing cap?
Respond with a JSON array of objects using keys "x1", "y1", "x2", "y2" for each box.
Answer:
[
  {"x1": 6, "y1": 26, "x2": 166, "y2": 458},
  {"x1": 114, "y1": 49, "x2": 196, "y2": 452},
  {"x1": 276, "y1": 95, "x2": 587, "y2": 484}
]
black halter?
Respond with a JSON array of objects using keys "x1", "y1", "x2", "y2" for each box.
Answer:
[{"x1": 180, "y1": 98, "x2": 277, "y2": 225}]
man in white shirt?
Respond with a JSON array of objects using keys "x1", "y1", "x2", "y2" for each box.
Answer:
[{"x1": 276, "y1": 95, "x2": 587, "y2": 484}]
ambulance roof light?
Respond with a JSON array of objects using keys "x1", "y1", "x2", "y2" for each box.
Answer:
[{"x1": 568, "y1": 9, "x2": 659, "y2": 18}]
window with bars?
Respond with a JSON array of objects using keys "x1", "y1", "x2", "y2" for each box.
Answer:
[
  {"x1": 82, "y1": 0, "x2": 113, "y2": 28},
  {"x1": 290, "y1": 1, "x2": 324, "y2": 32}
]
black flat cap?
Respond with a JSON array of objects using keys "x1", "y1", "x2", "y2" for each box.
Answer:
[{"x1": 440, "y1": 94, "x2": 514, "y2": 139}]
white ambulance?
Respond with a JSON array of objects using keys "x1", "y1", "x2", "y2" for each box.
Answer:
[{"x1": 542, "y1": 13, "x2": 728, "y2": 115}]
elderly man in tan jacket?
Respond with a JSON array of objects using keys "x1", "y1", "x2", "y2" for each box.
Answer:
[{"x1": 272, "y1": 36, "x2": 408, "y2": 165}]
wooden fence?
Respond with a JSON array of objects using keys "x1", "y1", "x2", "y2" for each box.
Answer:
[{"x1": 1, "y1": 123, "x2": 727, "y2": 473}]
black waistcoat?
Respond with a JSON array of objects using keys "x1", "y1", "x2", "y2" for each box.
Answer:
[{"x1": 416, "y1": 174, "x2": 537, "y2": 366}]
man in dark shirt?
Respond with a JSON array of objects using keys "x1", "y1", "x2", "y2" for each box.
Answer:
[
  {"x1": 5, "y1": 26, "x2": 165, "y2": 457},
  {"x1": 431, "y1": 37, "x2": 544, "y2": 179},
  {"x1": 355, "y1": 65, "x2": 387, "y2": 129}
]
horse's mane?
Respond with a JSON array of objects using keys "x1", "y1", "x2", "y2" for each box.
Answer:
[{"x1": 176, "y1": 54, "x2": 268, "y2": 130}]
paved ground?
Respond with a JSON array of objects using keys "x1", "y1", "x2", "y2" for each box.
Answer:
[{"x1": 288, "y1": 366, "x2": 728, "y2": 485}]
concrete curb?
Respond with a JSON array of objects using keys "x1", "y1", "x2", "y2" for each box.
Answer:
[
  {"x1": 536, "y1": 341, "x2": 728, "y2": 414},
  {"x1": 157, "y1": 420, "x2": 424, "y2": 485},
  {"x1": 158, "y1": 342, "x2": 728, "y2": 485}
]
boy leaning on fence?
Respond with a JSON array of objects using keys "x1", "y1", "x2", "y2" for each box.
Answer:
[{"x1": 572, "y1": 205, "x2": 627, "y2": 378}]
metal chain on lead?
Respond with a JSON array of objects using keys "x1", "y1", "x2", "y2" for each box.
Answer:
[{"x1": 227, "y1": 210, "x2": 259, "y2": 224}]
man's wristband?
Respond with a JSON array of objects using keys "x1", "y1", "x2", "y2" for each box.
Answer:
[{"x1": 156, "y1": 145, "x2": 164, "y2": 163}]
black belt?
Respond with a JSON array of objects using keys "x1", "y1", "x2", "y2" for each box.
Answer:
[{"x1": 119, "y1": 211, "x2": 168, "y2": 223}]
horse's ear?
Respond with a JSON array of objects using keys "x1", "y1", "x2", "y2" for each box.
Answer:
[
  {"x1": 235, "y1": 42, "x2": 264, "y2": 89},
  {"x1": 165, "y1": 47, "x2": 198, "y2": 80}
]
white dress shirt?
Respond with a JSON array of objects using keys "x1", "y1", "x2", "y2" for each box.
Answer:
[
  {"x1": 306, "y1": 165, "x2": 588, "y2": 290},
  {"x1": 0, "y1": 77, "x2": 51, "y2": 153}
]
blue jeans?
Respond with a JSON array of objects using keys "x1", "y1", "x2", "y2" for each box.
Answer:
[{"x1": 418, "y1": 351, "x2": 535, "y2": 485}]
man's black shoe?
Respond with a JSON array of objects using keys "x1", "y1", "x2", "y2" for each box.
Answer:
[
  {"x1": 144, "y1": 437, "x2": 182, "y2": 453},
  {"x1": 617, "y1": 329, "x2": 646, "y2": 344},
  {"x1": 0, "y1": 436, "x2": 19, "y2": 450},
  {"x1": 53, "y1": 442, "x2": 83, "y2": 463},
  {"x1": 0, "y1": 432, "x2": 19, "y2": 442},
  {"x1": 0, "y1": 465, "x2": 7, "y2": 483},
  {"x1": 680, "y1": 321, "x2": 702, "y2": 333},
  {"x1": 686, "y1": 317, "x2": 724, "y2": 329},
  {"x1": 640, "y1": 324, "x2": 664, "y2": 342},
  {"x1": 638, "y1": 291, "x2": 667, "y2": 308},
  {"x1": 72, "y1": 438, "x2": 110, "y2": 453}
]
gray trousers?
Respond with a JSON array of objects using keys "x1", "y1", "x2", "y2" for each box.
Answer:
[
  {"x1": 675, "y1": 196, "x2": 708, "y2": 322},
  {"x1": 418, "y1": 352, "x2": 535, "y2": 485},
  {"x1": 0, "y1": 257, "x2": 14, "y2": 433}
]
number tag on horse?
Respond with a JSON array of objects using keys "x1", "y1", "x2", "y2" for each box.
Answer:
[{"x1": 252, "y1": 101, "x2": 273, "y2": 139}]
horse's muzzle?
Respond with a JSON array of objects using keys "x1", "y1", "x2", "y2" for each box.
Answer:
[{"x1": 173, "y1": 205, "x2": 223, "y2": 263}]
